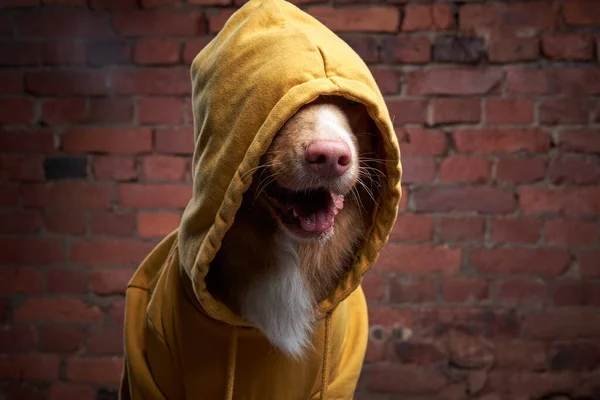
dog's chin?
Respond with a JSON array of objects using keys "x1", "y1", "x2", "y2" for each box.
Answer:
[{"x1": 260, "y1": 179, "x2": 352, "y2": 243}]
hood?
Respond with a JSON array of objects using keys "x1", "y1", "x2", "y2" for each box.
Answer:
[{"x1": 178, "y1": 0, "x2": 402, "y2": 327}]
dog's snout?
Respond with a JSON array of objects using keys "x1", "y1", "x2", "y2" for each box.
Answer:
[{"x1": 305, "y1": 140, "x2": 352, "y2": 178}]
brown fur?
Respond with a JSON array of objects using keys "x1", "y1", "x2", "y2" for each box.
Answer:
[{"x1": 206, "y1": 96, "x2": 378, "y2": 315}]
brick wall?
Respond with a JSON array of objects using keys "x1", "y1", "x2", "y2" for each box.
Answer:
[{"x1": 1, "y1": 0, "x2": 599, "y2": 399}]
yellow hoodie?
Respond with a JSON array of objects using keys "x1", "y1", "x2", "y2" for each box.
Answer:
[{"x1": 119, "y1": 0, "x2": 402, "y2": 399}]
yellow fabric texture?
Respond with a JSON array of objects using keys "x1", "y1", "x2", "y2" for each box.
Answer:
[{"x1": 119, "y1": 0, "x2": 402, "y2": 398}]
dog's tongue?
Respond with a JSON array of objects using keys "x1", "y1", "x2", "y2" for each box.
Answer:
[{"x1": 292, "y1": 193, "x2": 344, "y2": 233}]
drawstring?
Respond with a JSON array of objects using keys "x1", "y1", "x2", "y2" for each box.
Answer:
[
  {"x1": 225, "y1": 326, "x2": 238, "y2": 400},
  {"x1": 320, "y1": 312, "x2": 332, "y2": 400}
]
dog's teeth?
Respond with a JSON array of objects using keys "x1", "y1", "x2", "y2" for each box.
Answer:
[{"x1": 292, "y1": 209, "x2": 298, "y2": 218}]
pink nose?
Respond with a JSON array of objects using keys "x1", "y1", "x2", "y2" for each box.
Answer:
[{"x1": 305, "y1": 140, "x2": 352, "y2": 178}]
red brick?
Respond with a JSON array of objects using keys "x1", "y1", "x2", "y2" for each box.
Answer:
[
  {"x1": 109, "y1": 299, "x2": 125, "y2": 324},
  {"x1": 89, "y1": 98, "x2": 133, "y2": 123},
  {"x1": 519, "y1": 187, "x2": 600, "y2": 216},
  {"x1": 376, "y1": 244, "x2": 461, "y2": 274},
  {"x1": 49, "y1": 384, "x2": 94, "y2": 400},
  {"x1": 390, "y1": 214, "x2": 433, "y2": 242},
  {"x1": 0, "y1": 326, "x2": 36, "y2": 352},
  {"x1": 0, "y1": 41, "x2": 42, "y2": 66},
  {"x1": 0, "y1": 71, "x2": 24, "y2": 94},
  {"x1": 558, "y1": 129, "x2": 600, "y2": 154},
  {"x1": 92, "y1": 156, "x2": 137, "y2": 181},
  {"x1": 66, "y1": 357, "x2": 123, "y2": 384},
  {"x1": 391, "y1": 340, "x2": 448, "y2": 366},
  {"x1": 43, "y1": 41, "x2": 86, "y2": 65},
  {"x1": 470, "y1": 249, "x2": 570, "y2": 276},
  {"x1": 119, "y1": 183, "x2": 191, "y2": 208},
  {"x1": 368, "y1": 364, "x2": 446, "y2": 396},
  {"x1": 428, "y1": 98, "x2": 480, "y2": 125},
  {"x1": 539, "y1": 98, "x2": 588, "y2": 125},
  {"x1": 0, "y1": 155, "x2": 43, "y2": 181},
  {"x1": 370, "y1": 68, "x2": 399, "y2": 94},
  {"x1": 43, "y1": 210, "x2": 86, "y2": 235},
  {"x1": 189, "y1": 0, "x2": 230, "y2": 4},
  {"x1": 495, "y1": 341, "x2": 548, "y2": 370},
  {"x1": 0, "y1": 210, "x2": 41, "y2": 234},
  {"x1": 542, "y1": 33, "x2": 594, "y2": 61},
  {"x1": 25, "y1": 70, "x2": 106, "y2": 95},
  {"x1": 137, "y1": 212, "x2": 181, "y2": 238},
  {"x1": 402, "y1": 4, "x2": 454, "y2": 31},
  {"x1": 508, "y1": 68, "x2": 600, "y2": 95},
  {"x1": 491, "y1": 217, "x2": 540, "y2": 244},
  {"x1": 407, "y1": 68, "x2": 503, "y2": 95},
  {"x1": 134, "y1": 39, "x2": 181, "y2": 65},
  {"x1": 551, "y1": 280, "x2": 600, "y2": 307},
  {"x1": 113, "y1": 11, "x2": 204, "y2": 36},
  {"x1": 550, "y1": 157, "x2": 599, "y2": 185},
  {"x1": 380, "y1": 36, "x2": 431, "y2": 64},
  {"x1": 22, "y1": 182, "x2": 113, "y2": 209},
  {"x1": 390, "y1": 277, "x2": 436, "y2": 303},
  {"x1": 0, "y1": 0, "x2": 39, "y2": 7},
  {"x1": 496, "y1": 279, "x2": 549, "y2": 306},
  {"x1": 42, "y1": 98, "x2": 87, "y2": 124},
  {"x1": 46, "y1": 269, "x2": 88, "y2": 293},
  {"x1": 579, "y1": 250, "x2": 600, "y2": 278},
  {"x1": 111, "y1": 68, "x2": 191, "y2": 95},
  {"x1": 496, "y1": 157, "x2": 545, "y2": 184},
  {"x1": 92, "y1": 269, "x2": 134, "y2": 295},
  {"x1": 413, "y1": 186, "x2": 515, "y2": 213},
  {"x1": 488, "y1": 37, "x2": 539, "y2": 63},
  {"x1": 0, "y1": 238, "x2": 63, "y2": 266},
  {"x1": 0, "y1": 183, "x2": 19, "y2": 207},
  {"x1": 395, "y1": 127, "x2": 446, "y2": 155},
  {"x1": 400, "y1": 156, "x2": 435, "y2": 184},
  {"x1": 485, "y1": 98, "x2": 533, "y2": 125},
  {"x1": 141, "y1": 0, "x2": 184, "y2": 7},
  {"x1": 138, "y1": 97, "x2": 184, "y2": 124},
  {"x1": 89, "y1": 212, "x2": 135, "y2": 237},
  {"x1": 154, "y1": 126, "x2": 195, "y2": 154},
  {"x1": 0, "y1": 354, "x2": 60, "y2": 380},
  {"x1": 442, "y1": 277, "x2": 489, "y2": 303},
  {"x1": 439, "y1": 156, "x2": 489, "y2": 183},
  {"x1": 87, "y1": 326, "x2": 124, "y2": 355},
  {"x1": 306, "y1": 6, "x2": 399, "y2": 33},
  {"x1": 460, "y1": 2, "x2": 557, "y2": 34},
  {"x1": 0, "y1": 267, "x2": 42, "y2": 293},
  {"x1": 91, "y1": 0, "x2": 137, "y2": 9},
  {"x1": 563, "y1": 0, "x2": 600, "y2": 26},
  {"x1": 551, "y1": 342, "x2": 600, "y2": 371},
  {"x1": 340, "y1": 34, "x2": 378, "y2": 64},
  {"x1": 69, "y1": 240, "x2": 155, "y2": 266},
  {"x1": 361, "y1": 273, "x2": 384, "y2": 302},
  {"x1": 39, "y1": 326, "x2": 86, "y2": 353},
  {"x1": 0, "y1": 98, "x2": 35, "y2": 124},
  {"x1": 63, "y1": 127, "x2": 152, "y2": 154},
  {"x1": 87, "y1": 39, "x2": 131, "y2": 65},
  {"x1": 183, "y1": 37, "x2": 212, "y2": 64},
  {"x1": 387, "y1": 100, "x2": 427, "y2": 125},
  {"x1": 207, "y1": 8, "x2": 236, "y2": 33},
  {"x1": 523, "y1": 309, "x2": 600, "y2": 340},
  {"x1": 439, "y1": 217, "x2": 485, "y2": 242},
  {"x1": 0, "y1": 129, "x2": 55, "y2": 154},
  {"x1": 15, "y1": 298, "x2": 103, "y2": 323},
  {"x1": 453, "y1": 128, "x2": 550, "y2": 154},
  {"x1": 368, "y1": 306, "x2": 413, "y2": 329},
  {"x1": 545, "y1": 218, "x2": 598, "y2": 246},
  {"x1": 18, "y1": 11, "x2": 110, "y2": 38}
]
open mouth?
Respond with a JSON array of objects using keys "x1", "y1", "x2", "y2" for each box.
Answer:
[{"x1": 264, "y1": 183, "x2": 345, "y2": 239}]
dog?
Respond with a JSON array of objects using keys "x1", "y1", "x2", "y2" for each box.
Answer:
[{"x1": 205, "y1": 96, "x2": 381, "y2": 357}]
